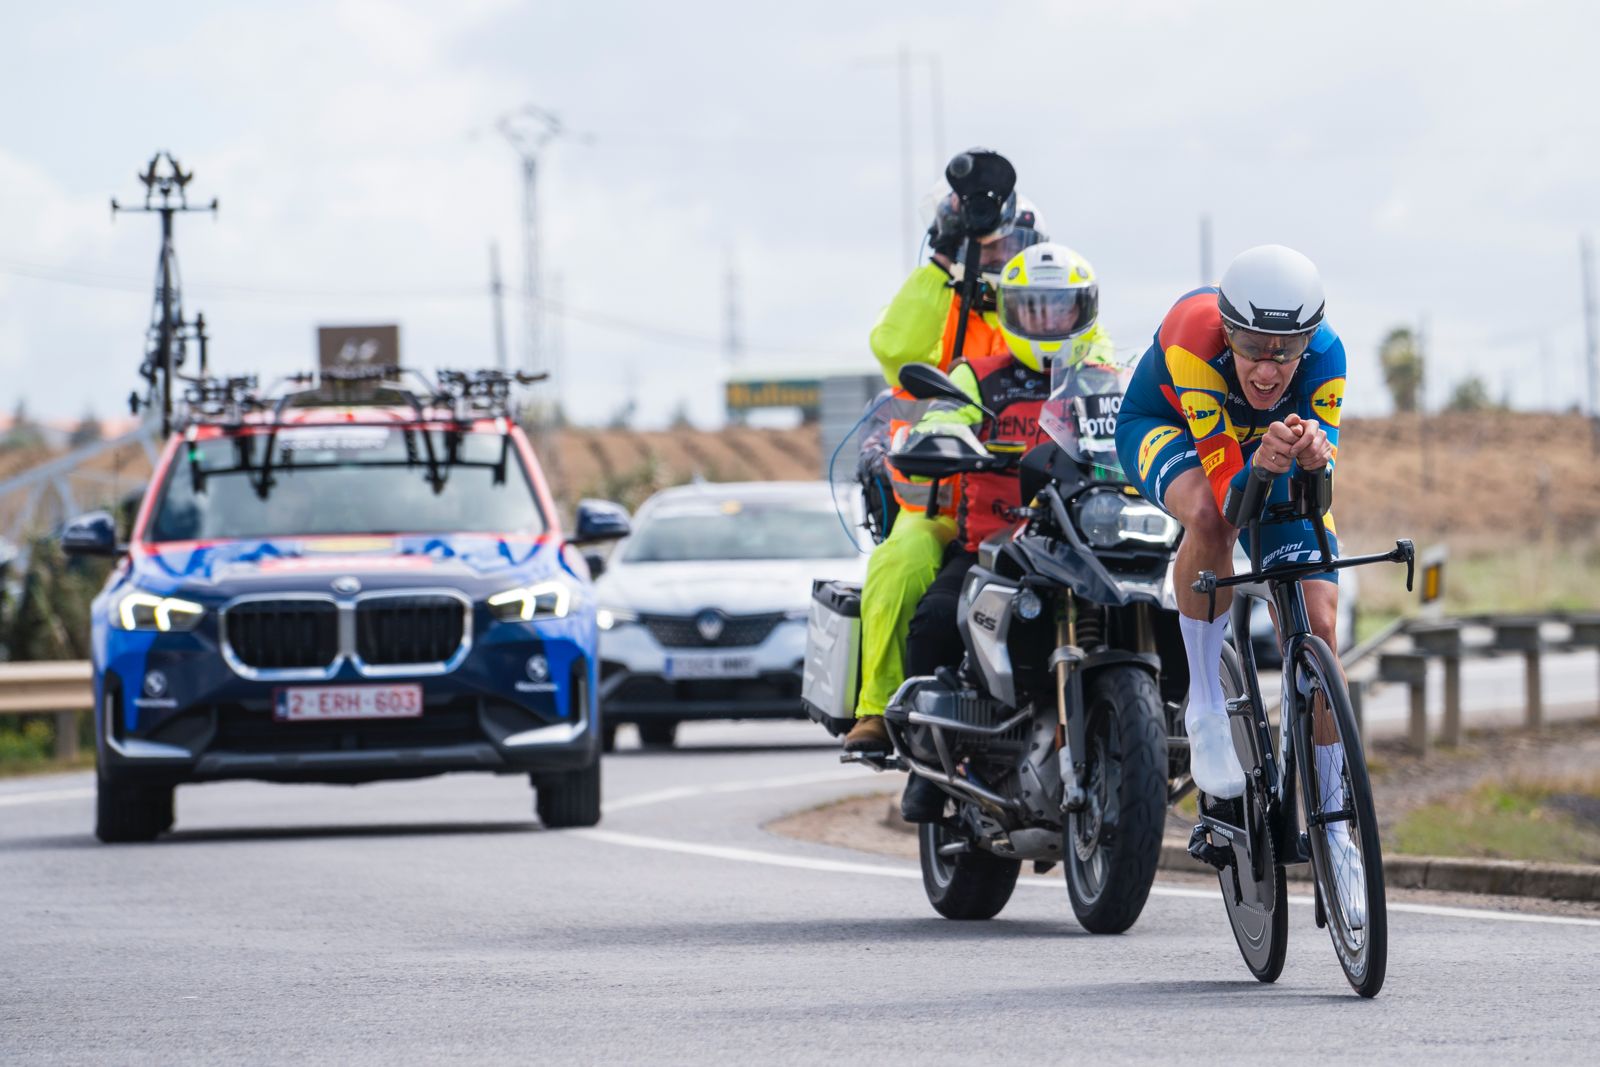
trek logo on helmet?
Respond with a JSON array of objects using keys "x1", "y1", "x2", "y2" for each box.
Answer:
[{"x1": 1250, "y1": 304, "x2": 1303, "y2": 328}]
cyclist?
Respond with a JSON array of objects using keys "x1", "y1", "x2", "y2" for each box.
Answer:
[
  {"x1": 1113, "y1": 244, "x2": 1362, "y2": 920},
  {"x1": 896, "y1": 241, "x2": 1113, "y2": 818},
  {"x1": 842, "y1": 189, "x2": 1048, "y2": 754}
]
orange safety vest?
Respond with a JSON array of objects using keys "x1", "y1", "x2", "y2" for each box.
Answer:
[
  {"x1": 887, "y1": 298, "x2": 1008, "y2": 514},
  {"x1": 953, "y1": 350, "x2": 1051, "y2": 551}
]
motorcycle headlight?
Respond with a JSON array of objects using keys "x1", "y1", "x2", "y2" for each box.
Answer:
[
  {"x1": 1073, "y1": 489, "x2": 1181, "y2": 549},
  {"x1": 114, "y1": 591, "x2": 205, "y2": 632},
  {"x1": 488, "y1": 579, "x2": 577, "y2": 622},
  {"x1": 596, "y1": 608, "x2": 638, "y2": 631}
]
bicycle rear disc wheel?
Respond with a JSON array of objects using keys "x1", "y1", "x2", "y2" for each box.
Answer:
[
  {"x1": 1294, "y1": 635, "x2": 1387, "y2": 998},
  {"x1": 1212, "y1": 643, "x2": 1287, "y2": 982}
]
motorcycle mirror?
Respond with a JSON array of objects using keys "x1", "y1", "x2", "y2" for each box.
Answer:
[{"x1": 897, "y1": 364, "x2": 997, "y2": 420}]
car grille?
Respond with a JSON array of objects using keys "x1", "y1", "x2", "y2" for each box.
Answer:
[
  {"x1": 356, "y1": 596, "x2": 467, "y2": 666},
  {"x1": 224, "y1": 601, "x2": 340, "y2": 670},
  {"x1": 642, "y1": 613, "x2": 784, "y2": 648}
]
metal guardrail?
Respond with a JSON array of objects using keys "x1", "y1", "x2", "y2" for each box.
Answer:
[
  {"x1": 3, "y1": 613, "x2": 1596, "y2": 763},
  {"x1": 1349, "y1": 612, "x2": 1600, "y2": 754},
  {"x1": 0, "y1": 661, "x2": 93, "y2": 761}
]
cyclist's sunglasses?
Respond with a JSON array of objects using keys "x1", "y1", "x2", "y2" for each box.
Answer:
[{"x1": 1225, "y1": 324, "x2": 1311, "y2": 365}]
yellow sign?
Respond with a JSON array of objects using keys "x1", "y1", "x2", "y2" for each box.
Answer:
[{"x1": 725, "y1": 380, "x2": 821, "y2": 412}]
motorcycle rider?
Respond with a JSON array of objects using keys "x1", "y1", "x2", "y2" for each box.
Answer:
[
  {"x1": 896, "y1": 241, "x2": 1114, "y2": 817},
  {"x1": 842, "y1": 189, "x2": 1048, "y2": 753},
  {"x1": 1111, "y1": 245, "x2": 1362, "y2": 921}
]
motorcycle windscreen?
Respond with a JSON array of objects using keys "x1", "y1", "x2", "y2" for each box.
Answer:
[{"x1": 1039, "y1": 352, "x2": 1133, "y2": 479}]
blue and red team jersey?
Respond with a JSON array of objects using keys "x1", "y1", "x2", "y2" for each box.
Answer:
[{"x1": 1114, "y1": 286, "x2": 1347, "y2": 576}]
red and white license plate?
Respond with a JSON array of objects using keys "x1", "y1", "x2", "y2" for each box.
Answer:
[{"x1": 274, "y1": 684, "x2": 423, "y2": 722}]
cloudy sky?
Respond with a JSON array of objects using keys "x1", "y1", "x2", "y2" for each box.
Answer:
[{"x1": 2, "y1": 0, "x2": 1597, "y2": 428}]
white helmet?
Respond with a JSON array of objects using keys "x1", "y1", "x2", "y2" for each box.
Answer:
[{"x1": 1217, "y1": 244, "x2": 1325, "y2": 335}]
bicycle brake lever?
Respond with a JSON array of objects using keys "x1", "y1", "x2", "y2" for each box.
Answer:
[
  {"x1": 1396, "y1": 538, "x2": 1416, "y2": 592},
  {"x1": 1193, "y1": 571, "x2": 1218, "y2": 620}
]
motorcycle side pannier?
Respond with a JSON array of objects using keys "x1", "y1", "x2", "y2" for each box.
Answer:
[{"x1": 801, "y1": 579, "x2": 862, "y2": 737}]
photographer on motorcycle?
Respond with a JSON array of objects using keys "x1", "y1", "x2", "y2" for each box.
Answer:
[
  {"x1": 1110, "y1": 245, "x2": 1363, "y2": 917},
  {"x1": 842, "y1": 180, "x2": 1048, "y2": 754},
  {"x1": 895, "y1": 242, "x2": 1114, "y2": 818}
]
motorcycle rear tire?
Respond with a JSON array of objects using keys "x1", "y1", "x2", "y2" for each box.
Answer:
[
  {"x1": 1064, "y1": 666, "x2": 1167, "y2": 934},
  {"x1": 918, "y1": 814, "x2": 1020, "y2": 921}
]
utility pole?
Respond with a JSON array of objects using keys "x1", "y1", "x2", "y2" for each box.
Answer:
[
  {"x1": 112, "y1": 152, "x2": 217, "y2": 437},
  {"x1": 1581, "y1": 234, "x2": 1599, "y2": 450},
  {"x1": 548, "y1": 272, "x2": 565, "y2": 423},
  {"x1": 1417, "y1": 314, "x2": 1431, "y2": 491},
  {"x1": 724, "y1": 246, "x2": 742, "y2": 368},
  {"x1": 489, "y1": 242, "x2": 508, "y2": 371},
  {"x1": 497, "y1": 106, "x2": 575, "y2": 393},
  {"x1": 1199, "y1": 213, "x2": 1214, "y2": 285},
  {"x1": 898, "y1": 45, "x2": 914, "y2": 271}
]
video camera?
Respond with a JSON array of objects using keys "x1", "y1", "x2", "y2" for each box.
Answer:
[{"x1": 944, "y1": 148, "x2": 1016, "y2": 237}]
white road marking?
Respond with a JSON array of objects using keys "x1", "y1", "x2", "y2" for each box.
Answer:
[
  {"x1": 603, "y1": 769, "x2": 866, "y2": 813},
  {"x1": 0, "y1": 787, "x2": 94, "y2": 808},
  {"x1": 576, "y1": 829, "x2": 1600, "y2": 929}
]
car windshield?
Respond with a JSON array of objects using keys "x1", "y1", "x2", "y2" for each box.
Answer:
[
  {"x1": 621, "y1": 497, "x2": 858, "y2": 562},
  {"x1": 146, "y1": 426, "x2": 546, "y2": 541}
]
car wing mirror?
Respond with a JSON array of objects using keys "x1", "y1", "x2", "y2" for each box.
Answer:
[
  {"x1": 573, "y1": 499, "x2": 631, "y2": 545},
  {"x1": 61, "y1": 510, "x2": 123, "y2": 558}
]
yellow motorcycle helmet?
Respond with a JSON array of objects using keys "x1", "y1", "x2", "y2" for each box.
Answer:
[{"x1": 996, "y1": 242, "x2": 1099, "y2": 372}]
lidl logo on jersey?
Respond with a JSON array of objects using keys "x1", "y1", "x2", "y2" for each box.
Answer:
[
  {"x1": 1312, "y1": 378, "x2": 1346, "y2": 427},
  {"x1": 1137, "y1": 425, "x2": 1182, "y2": 480},
  {"x1": 1179, "y1": 390, "x2": 1222, "y2": 438}
]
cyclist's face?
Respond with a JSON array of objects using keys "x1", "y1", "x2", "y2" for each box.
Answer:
[{"x1": 1227, "y1": 325, "x2": 1308, "y2": 409}]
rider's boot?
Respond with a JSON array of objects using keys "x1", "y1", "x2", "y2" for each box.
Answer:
[
  {"x1": 1181, "y1": 613, "x2": 1245, "y2": 799},
  {"x1": 1317, "y1": 741, "x2": 1366, "y2": 928},
  {"x1": 900, "y1": 774, "x2": 945, "y2": 822},
  {"x1": 843, "y1": 714, "x2": 891, "y2": 754}
]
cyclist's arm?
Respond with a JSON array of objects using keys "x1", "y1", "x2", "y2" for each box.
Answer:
[
  {"x1": 1296, "y1": 332, "x2": 1347, "y2": 473},
  {"x1": 868, "y1": 263, "x2": 955, "y2": 389}
]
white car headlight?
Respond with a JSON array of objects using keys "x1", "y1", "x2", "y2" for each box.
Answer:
[
  {"x1": 487, "y1": 579, "x2": 577, "y2": 622},
  {"x1": 1074, "y1": 489, "x2": 1181, "y2": 549},
  {"x1": 596, "y1": 608, "x2": 638, "y2": 631},
  {"x1": 115, "y1": 590, "x2": 205, "y2": 632}
]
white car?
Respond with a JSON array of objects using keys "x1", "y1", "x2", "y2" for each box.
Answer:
[{"x1": 592, "y1": 481, "x2": 869, "y2": 749}]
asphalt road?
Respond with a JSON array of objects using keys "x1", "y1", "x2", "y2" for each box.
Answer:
[{"x1": 3, "y1": 721, "x2": 1598, "y2": 1065}]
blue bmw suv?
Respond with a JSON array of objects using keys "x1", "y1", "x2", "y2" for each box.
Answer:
[{"x1": 62, "y1": 370, "x2": 629, "y2": 842}]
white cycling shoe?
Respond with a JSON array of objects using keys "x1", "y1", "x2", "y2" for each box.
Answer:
[
  {"x1": 1326, "y1": 828, "x2": 1368, "y2": 930},
  {"x1": 1187, "y1": 712, "x2": 1246, "y2": 799}
]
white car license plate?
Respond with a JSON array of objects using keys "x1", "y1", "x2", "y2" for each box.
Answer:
[
  {"x1": 663, "y1": 653, "x2": 758, "y2": 680},
  {"x1": 274, "y1": 684, "x2": 423, "y2": 722}
]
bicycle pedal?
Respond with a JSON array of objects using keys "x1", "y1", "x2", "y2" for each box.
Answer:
[
  {"x1": 1187, "y1": 824, "x2": 1233, "y2": 871},
  {"x1": 1225, "y1": 696, "x2": 1253, "y2": 718}
]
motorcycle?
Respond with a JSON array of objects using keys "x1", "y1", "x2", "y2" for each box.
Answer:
[{"x1": 805, "y1": 358, "x2": 1196, "y2": 932}]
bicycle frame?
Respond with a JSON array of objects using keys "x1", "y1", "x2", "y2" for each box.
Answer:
[{"x1": 1193, "y1": 488, "x2": 1414, "y2": 875}]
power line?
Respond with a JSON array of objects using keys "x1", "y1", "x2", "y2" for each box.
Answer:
[{"x1": 0, "y1": 258, "x2": 854, "y2": 359}]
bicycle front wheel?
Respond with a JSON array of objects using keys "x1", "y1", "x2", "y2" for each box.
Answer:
[{"x1": 1292, "y1": 635, "x2": 1387, "y2": 998}]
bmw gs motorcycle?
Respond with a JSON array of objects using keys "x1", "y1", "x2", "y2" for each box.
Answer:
[{"x1": 806, "y1": 360, "x2": 1194, "y2": 933}]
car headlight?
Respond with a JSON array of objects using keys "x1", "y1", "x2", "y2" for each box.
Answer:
[
  {"x1": 1073, "y1": 489, "x2": 1181, "y2": 549},
  {"x1": 114, "y1": 590, "x2": 205, "y2": 632},
  {"x1": 596, "y1": 608, "x2": 638, "y2": 631},
  {"x1": 487, "y1": 579, "x2": 577, "y2": 622}
]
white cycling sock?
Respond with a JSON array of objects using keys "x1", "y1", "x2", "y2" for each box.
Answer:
[
  {"x1": 1315, "y1": 742, "x2": 1349, "y2": 842},
  {"x1": 1180, "y1": 612, "x2": 1231, "y2": 729}
]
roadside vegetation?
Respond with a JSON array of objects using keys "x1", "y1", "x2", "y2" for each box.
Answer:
[{"x1": 1391, "y1": 774, "x2": 1600, "y2": 865}]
